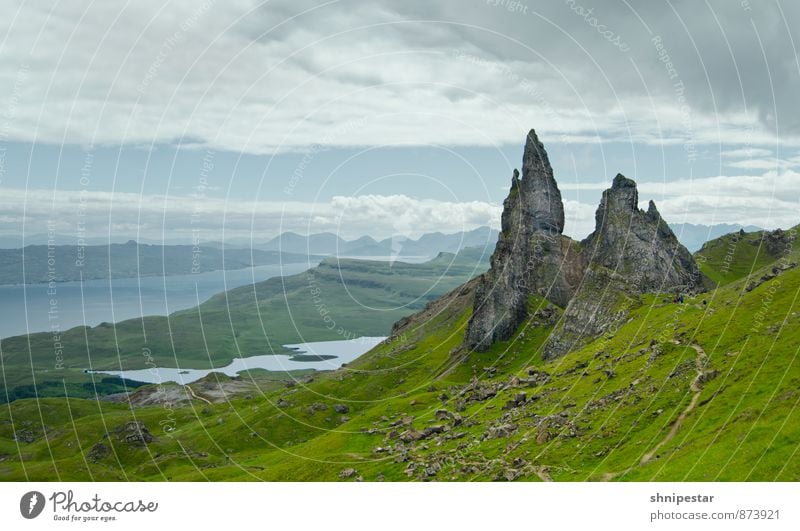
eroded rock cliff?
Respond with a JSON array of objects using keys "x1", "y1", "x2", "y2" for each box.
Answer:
[
  {"x1": 465, "y1": 130, "x2": 704, "y2": 358},
  {"x1": 465, "y1": 130, "x2": 582, "y2": 350}
]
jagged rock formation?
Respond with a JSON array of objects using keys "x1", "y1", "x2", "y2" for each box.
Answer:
[
  {"x1": 582, "y1": 174, "x2": 699, "y2": 293},
  {"x1": 465, "y1": 130, "x2": 582, "y2": 350},
  {"x1": 466, "y1": 130, "x2": 704, "y2": 358}
]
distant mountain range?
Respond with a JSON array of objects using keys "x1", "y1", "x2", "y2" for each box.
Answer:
[
  {"x1": 0, "y1": 223, "x2": 760, "y2": 255},
  {"x1": 0, "y1": 242, "x2": 318, "y2": 285},
  {"x1": 0, "y1": 224, "x2": 761, "y2": 285},
  {"x1": 0, "y1": 228, "x2": 500, "y2": 255},
  {"x1": 0, "y1": 228, "x2": 499, "y2": 285},
  {"x1": 235, "y1": 223, "x2": 762, "y2": 255},
  {"x1": 257, "y1": 226, "x2": 500, "y2": 256}
]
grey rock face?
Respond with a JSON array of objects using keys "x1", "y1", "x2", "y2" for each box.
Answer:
[
  {"x1": 582, "y1": 173, "x2": 702, "y2": 295},
  {"x1": 465, "y1": 130, "x2": 578, "y2": 350},
  {"x1": 465, "y1": 133, "x2": 704, "y2": 358},
  {"x1": 520, "y1": 130, "x2": 565, "y2": 234}
]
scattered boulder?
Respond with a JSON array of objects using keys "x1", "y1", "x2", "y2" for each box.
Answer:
[
  {"x1": 338, "y1": 468, "x2": 357, "y2": 479},
  {"x1": 388, "y1": 415, "x2": 414, "y2": 427},
  {"x1": 12, "y1": 429, "x2": 37, "y2": 443},
  {"x1": 308, "y1": 402, "x2": 328, "y2": 414},
  {"x1": 399, "y1": 430, "x2": 422, "y2": 443},
  {"x1": 523, "y1": 369, "x2": 551, "y2": 387},
  {"x1": 87, "y1": 442, "x2": 110, "y2": 462},
  {"x1": 421, "y1": 425, "x2": 445, "y2": 439},
  {"x1": 504, "y1": 392, "x2": 527, "y2": 410},
  {"x1": 113, "y1": 421, "x2": 153, "y2": 447},
  {"x1": 482, "y1": 423, "x2": 517, "y2": 440},
  {"x1": 697, "y1": 370, "x2": 720, "y2": 386},
  {"x1": 434, "y1": 409, "x2": 463, "y2": 426}
]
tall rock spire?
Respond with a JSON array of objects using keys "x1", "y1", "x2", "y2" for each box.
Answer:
[
  {"x1": 583, "y1": 173, "x2": 701, "y2": 294},
  {"x1": 520, "y1": 130, "x2": 565, "y2": 234},
  {"x1": 465, "y1": 130, "x2": 581, "y2": 351},
  {"x1": 465, "y1": 130, "x2": 705, "y2": 357}
]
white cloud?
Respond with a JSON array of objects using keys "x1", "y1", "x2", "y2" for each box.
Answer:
[
  {"x1": 2, "y1": 1, "x2": 799, "y2": 154},
  {"x1": 561, "y1": 171, "x2": 800, "y2": 236},
  {"x1": 563, "y1": 199, "x2": 597, "y2": 239},
  {"x1": 4, "y1": 169, "x2": 797, "y2": 247},
  {"x1": 637, "y1": 171, "x2": 800, "y2": 199},
  {"x1": 638, "y1": 171, "x2": 800, "y2": 229},
  {"x1": 724, "y1": 158, "x2": 795, "y2": 170},
  {"x1": 559, "y1": 182, "x2": 610, "y2": 191},
  {"x1": 322, "y1": 194, "x2": 501, "y2": 237},
  {"x1": 0, "y1": 188, "x2": 502, "y2": 242},
  {"x1": 721, "y1": 147, "x2": 773, "y2": 158}
]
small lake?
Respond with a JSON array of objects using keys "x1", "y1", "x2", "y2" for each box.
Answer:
[
  {"x1": 0, "y1": 263, "x2": 312, "y2": 339},
  {"x1": 89, "y1": 336, "x2": 387, "y2": 384}
]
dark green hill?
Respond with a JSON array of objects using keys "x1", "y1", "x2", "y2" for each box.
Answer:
[
  {"x1": 0, "y1": 225, "x2": 797, "y2": 480},
  {"x1": 695, "y1": 226, "x2": 797, "y2": 286},
  {"x1": 0, "y1": 247, "x2": 489, "y2": 403}
]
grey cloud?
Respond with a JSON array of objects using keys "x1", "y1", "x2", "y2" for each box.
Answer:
[{"x1": 1, "y1": 0, "x2": 798, "y2": 153}]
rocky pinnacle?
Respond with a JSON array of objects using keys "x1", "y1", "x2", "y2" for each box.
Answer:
[
  {"x1": 465, "y1": 131, "x2": 704, "y2": 357},
  {"x1": 521, "y1": 129, "x2": 565, "y2": 234}
]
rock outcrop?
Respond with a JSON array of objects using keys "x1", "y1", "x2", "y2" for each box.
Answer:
[
  {"x1": 582, "y1": 174, "x2": 700, "y2": 293},
  {"x1": 465, "y1": 131, "x2": 583, "y2": 350},
  {"x1": 466, "y1": 130, "x2": 704, "y2": 358}
]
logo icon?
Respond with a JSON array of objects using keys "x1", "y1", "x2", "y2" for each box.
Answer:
[{"x1": 20, "y1": 491, "x2": 45, "y2": 519}]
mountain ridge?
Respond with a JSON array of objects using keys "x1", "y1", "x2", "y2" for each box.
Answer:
[{"x1": 466, "y1": 130, "x2": 703, "y2": 359}]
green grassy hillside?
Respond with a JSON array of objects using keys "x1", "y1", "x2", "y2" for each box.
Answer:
[
  {"x1": 0, "y1": 228, "x2": 797, "y2": 481},
  {"x1": 0, "y1": 248, "x2": 489, "y2": 403},
  {"x1": 695, "y1": 227, "x2": 794, "y2": 286}
]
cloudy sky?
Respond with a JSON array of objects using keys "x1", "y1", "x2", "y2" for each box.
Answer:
[{"x1": 1, "y1": 0, "x2": 799, "y2": 243}]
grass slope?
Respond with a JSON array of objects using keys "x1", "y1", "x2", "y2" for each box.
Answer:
[
  {"x1": 1, "y1": 229, "x2": 798, "y2": 481},
  {"x1": 0, "y1": 249, "x2": 489, "y2": 403},
  {"x1": 695, "y1": 227, "x2": 794, "y2": 286}
]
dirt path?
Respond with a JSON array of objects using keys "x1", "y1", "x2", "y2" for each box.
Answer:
[
  {"x1": 185, "y1": 385, "x2": 212, "y2": 405},
  {"x1": 639, "y1": 344, "x2": 707, "y2": 465},
  {"x1": 534, "y1": 466, "x2": 553, "y2": 482},
  {"x1": 600, "y1": 343, "x2": 711, "y2": 480}
]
